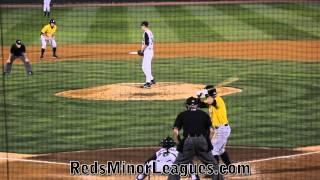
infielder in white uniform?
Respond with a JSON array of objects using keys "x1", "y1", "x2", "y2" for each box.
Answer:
[
  {"x1": 136, "y1": 137, "x2": 199, "y2": 180},
  {"x1": 139, "y1": 21, "x2": 155, "y2": 88},
  {"x1": 43, "y1": 0, "x2": 51, "y2": 17}
]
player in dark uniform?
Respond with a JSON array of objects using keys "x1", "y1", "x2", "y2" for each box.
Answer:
[
  {"x1": 3, "y1": 40, "x2": 33, "y2": 75},
  {"x1": 169, "y1": 97, "x2": 222, "y2": 180}
]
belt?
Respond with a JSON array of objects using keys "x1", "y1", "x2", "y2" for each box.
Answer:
[{"x1": 214, "y1": 124, "x2": 229, "y2": 129}]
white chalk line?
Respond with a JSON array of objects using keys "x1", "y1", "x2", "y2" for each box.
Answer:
[
  {"x1": 0, "y1": 157, "x2": 69, "y2": 166},
  {"x1": 240, "y1": 150, "x2": 320, "y2": 164}
]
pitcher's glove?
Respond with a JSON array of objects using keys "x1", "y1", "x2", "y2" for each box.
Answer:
[{"x1": 137, "y1": 50, "x2": 144, "y2": 56}]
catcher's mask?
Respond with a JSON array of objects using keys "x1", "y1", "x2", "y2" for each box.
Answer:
[
  {"x1": 160, "y1": 137, "x2": 175, "y2": 149},
  {"x1": 185, "y1": 96, "x2": 199, "y2": 110},
  {"x1": 204, "y1": 85, "x2": 217, "y2": 97}
]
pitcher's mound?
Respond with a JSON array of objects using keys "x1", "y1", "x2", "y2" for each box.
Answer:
[{"x1": 55, "y1": 82, "x2": 241, "y2": 101}]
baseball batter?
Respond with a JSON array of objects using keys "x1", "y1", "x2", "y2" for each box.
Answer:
[
  {"x1": 136, "y1": 137, "x2": 198, "y2": 180},
  {"x1": 139, "y1": 21, "x2": 155, "y2": 88},
  {"x1": 43, "y1": 0, "x2": 51, "y2": 17},
  {"x1": 40, "y1": 19, "x2": 58, "y2": 59},
  {"x1": 197, "y1": 85, "x2": 232, "y2": 166}
]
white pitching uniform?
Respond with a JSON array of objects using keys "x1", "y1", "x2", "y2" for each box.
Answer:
[
  {"x1": 43, "y1": 0, "x2": 51, "y2": 12},
  {"x1": 142, "y1": 29, "x2": 154, "y2": 83}
]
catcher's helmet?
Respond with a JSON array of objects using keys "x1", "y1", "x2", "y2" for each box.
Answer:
[
  {"x1": 160, "y1": 137, "x2": 175, "y2": 149},
  {"x1": 49, "y1": 19, "x2": 56, "y2": 24},
  {"x1": 141, "y1": 21, "x2": 149, "y2": 27},
  {"x1": 204, "y1": 85, "x2": 217, "y2": 97}
]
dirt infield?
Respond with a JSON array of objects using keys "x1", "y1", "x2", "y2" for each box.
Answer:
[
  {"x1": 55, "y1": 82, "x2": 241, "y2": 101},
  {"x1": 2, "y1": 41, "x2": 320, "y2": 64},
  {"x1": 1, "y1": 146, "x2": 319, "y2": 179}
]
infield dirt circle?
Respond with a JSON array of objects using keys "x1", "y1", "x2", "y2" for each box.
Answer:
[{"x1": 55, "y1": 82, "x2": 242, "y2": 101}]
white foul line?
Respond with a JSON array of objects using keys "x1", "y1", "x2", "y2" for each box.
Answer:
[
  {"x1": 240, "y1": 150, "x2": 320, "y2": 164},
  {"x1": 0, "y1": 157, "x2": 69, "y2": 166}
]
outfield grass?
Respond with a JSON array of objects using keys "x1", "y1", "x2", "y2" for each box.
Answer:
[
  {"x1": 0, "y1": 58, "x2": 319, "y2": 153},
  {"x1": 1, "y1": 3, "x2": 320, "y2": 45}
]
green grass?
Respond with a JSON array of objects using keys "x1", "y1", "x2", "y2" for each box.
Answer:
[
  {"x1": 1, "y1": 3, "x2": 320, "y2": 45},
  {"x1": 0, "y1": 58, "x2": 319, "y2": 153}
]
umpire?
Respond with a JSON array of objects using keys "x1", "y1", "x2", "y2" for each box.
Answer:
[
  {"x1": 169, "y1": 97, "x2": 222, "y2": 180},
  {"x1": 3, "y1": 40, "x2": 33, "y2": 75}
]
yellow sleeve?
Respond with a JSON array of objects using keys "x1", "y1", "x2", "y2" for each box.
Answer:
[
  {"x1": 217, "y1": 96, "x2": 228, "y2": 117},
  {"x1": 41, "y1": 25, "x2": 48, "y2": 34}
]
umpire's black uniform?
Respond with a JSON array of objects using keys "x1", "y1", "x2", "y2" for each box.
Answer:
[
  {"x1": 169, "y1": 97, "x2": 222, "y2": 180},
  {"x1": 4, "y1": 40, "x2": 33, "y2": 75}
]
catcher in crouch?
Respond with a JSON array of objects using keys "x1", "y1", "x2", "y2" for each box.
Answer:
[{"x1": 136, "y1": 137, "x2": 199, "y2": 180}]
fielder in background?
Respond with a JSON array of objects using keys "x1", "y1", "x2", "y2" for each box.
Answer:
[
  {"x1": 3, "y1": 40, "x2": 33, "y2": 75},
  {"x1": 40, "y1": 19, "x2": 58, "y2": 59},
  {"x1": 43, "y1": 0, "x2": 51, "y2": 17},
  {"x1": 139, "y1": 21, "x2": 155, "y2": 88},
  {"x1": 197, "y1": 86, "x2": 232, "y2": 166}
]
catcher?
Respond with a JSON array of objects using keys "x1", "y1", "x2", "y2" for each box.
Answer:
[
  {"x1": 197, "y1": 86, "x2": 232, "y2": 166},
  {"x1": 136, "y1": 137, "x2": 199, "y2": 180},
  {"x1": 40, "y1": 18, "x2": 58, "y2": 59}
]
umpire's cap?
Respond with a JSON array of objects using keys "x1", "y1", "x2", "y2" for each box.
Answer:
[
  {"x1": 160, "y1": 137, "x2": 175, "y2": 149},
  {"x1": 49, "y1": 19, "x2": 56, "y2": 24},
  {"x1": 186, "y1": 96, "x2": 199, "y2": 106},
  {"x1": 204, "y1": 85, "x2": 217, "y2": 97},
  {"x1": 141, "y1": 21, "x2": 149, "y2": 27},
  {"x1": 16, "y1": 39, "x2": 22, "y2": 45}
]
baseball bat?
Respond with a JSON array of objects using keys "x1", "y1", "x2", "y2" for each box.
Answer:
[{"x1": 215, "y1": 77, "x2": 239, "y2": 87}]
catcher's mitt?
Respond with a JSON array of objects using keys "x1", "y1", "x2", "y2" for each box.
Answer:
[{"x1": 137, "y1": 50, "x2": 144, "y2": 56}]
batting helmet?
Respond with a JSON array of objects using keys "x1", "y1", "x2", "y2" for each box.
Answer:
[
  {"x1": 204, "y1": 85, "x2": 217, "y2": 97},
  {"x1": 160, "y1": 137, "x2": 175, "y2": 149},
  {"x1": 49, "y1": 19, "x2": 56, "y2": 24}
]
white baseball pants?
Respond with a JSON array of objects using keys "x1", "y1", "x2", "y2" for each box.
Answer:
[
  {"x1": 211, "y1": 125, "x2": 231, "y2": 155},
  {"x1": 142, "y1": 48, "x2": 154, "y2": 83},
  {"x1": 43, "y1": 0, "x2": 51, "y2": 12},
  {"x1": 41, "y1": 35, "x2": 57, "y2": 49}
]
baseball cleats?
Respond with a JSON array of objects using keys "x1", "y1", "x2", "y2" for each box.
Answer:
[
  {"x1": 40, "y1": 55, "x2": 44, "y2": 59},
  {"x1": 151, "y1": 79, "x2": 156, "y2": 85},
  {"x1": 141, "y1": 82, "x2": 151, "y2": 88},
  {"x1": 27, "y1": 71, "x2": 33, "y2": 75},
  {"x1": 52, "y1": 54, "x2": 58, "y2": 58}
]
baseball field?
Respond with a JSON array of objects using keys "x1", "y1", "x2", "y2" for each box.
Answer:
[{"x1": 0, "y1": 1, "x2": 320, "y2": 179}]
